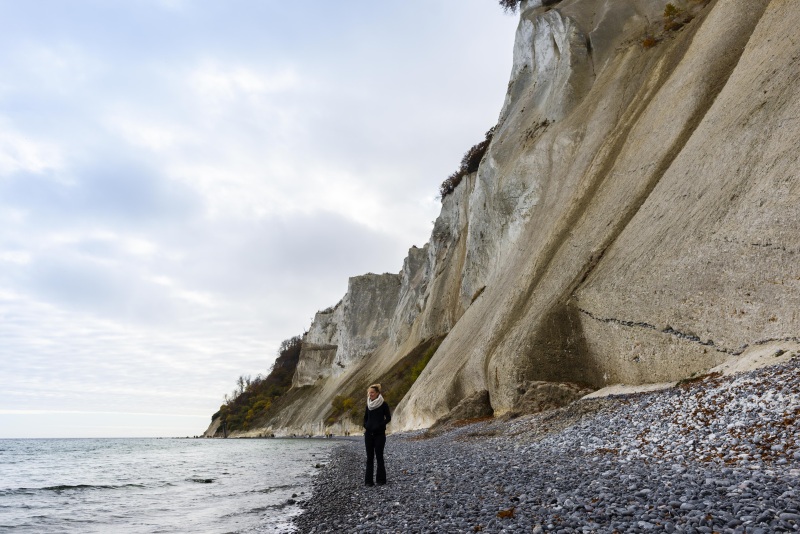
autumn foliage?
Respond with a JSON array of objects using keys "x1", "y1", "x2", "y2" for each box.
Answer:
[
  {"x1": 214, "y1": 335, "x2": 303, "y2": 432},
  {"x1": 325, "y1": 336, "x2": 445, "y2": 425}
]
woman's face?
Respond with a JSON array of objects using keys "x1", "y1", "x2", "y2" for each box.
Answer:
[{"x1": 368, "y1": 388, "x2": 378, "y2": 400}]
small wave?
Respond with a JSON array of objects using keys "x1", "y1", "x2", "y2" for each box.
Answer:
[
  {"x1": 221, "y1": 501, "x2": 300, "y2": 520},
  {"x1": 218, "y1": 491, "x2": 306, "y2": 520},
  {"x1": 0, "y1": 488, "x2": 36, "y2": 497},
  {"x1": 186, "y1": 478, "x2": 214, "y2": 483},
  {"x1": 0, "y1": 483, "x2": 145, "y2": 496},
  {"x1": 250, "y1": 484, "x2": 295, "y2": 494},
  {"x1": 44, "y1": 483, "x2": 145, "y2": 492},
  {"x1": 220, "y1": 504, "x2": 280, "y2": 519}
]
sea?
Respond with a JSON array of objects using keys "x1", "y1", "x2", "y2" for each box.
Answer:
[{"x1": 0, "y1": 437, "x2": 336, "y2": 533}]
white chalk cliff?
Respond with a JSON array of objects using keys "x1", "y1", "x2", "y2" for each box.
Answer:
[{"x1": 209, "y1": 0, "x2": 800, "y2": 437}]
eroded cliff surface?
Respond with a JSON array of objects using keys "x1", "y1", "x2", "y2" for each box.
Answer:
[
  {"x1": 208, "y1": 0, "x2": 800, "y2": 437},
  {"x1": 395, "y1": 0, "x2": 800, "y2": 431}
]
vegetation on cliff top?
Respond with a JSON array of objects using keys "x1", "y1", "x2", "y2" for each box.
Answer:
[
  {"x1": 498, "y1": 0, "x2": 564, "y2": 13},
  {"x1": 212, "y1": 333, "x2": 445, "y2": 433},
  {"x1": 326, "y1": 336, "x2": 446, "y2": 425},
  {"x1": 213, "y1": 335, "x2": 303, "y2": 433},
  {"x1": 439, "y1": 127, "x2": 494, "y2": 201},
  {"x1": 496, "y1": 0, "x2": 709, "y2": 51},
  {"x1": 498, "y1": 0, "x2": 522, "y2": 13}
]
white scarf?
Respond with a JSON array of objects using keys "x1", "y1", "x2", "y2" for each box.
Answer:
[{"x1": 367, "y1": 394, "x2": 384, "y2": 411}]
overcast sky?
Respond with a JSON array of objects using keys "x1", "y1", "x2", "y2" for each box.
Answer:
[{"x1": 0, "y1": 1, "x2": 517, "y2": 438}]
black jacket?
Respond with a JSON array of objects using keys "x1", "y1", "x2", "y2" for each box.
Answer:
[{"x1": 363, "y1": 402, "x2": 391, "y2": 432}]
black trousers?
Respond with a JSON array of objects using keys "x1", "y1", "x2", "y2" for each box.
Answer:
[{"x1": 364, "y1": 429, "x2": 386, "y2": 484}]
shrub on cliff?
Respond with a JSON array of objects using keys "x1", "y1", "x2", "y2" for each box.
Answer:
[
  {"x1": 381, "y1": 339, "x2": 440, "y2": 407},
  {"x1": 498, "y1": 0, "x2": 522, "y2": 13},
  {"x1": 663, "y1": 3, "x2": 687, "y2": 31},
  {"x1": 641, "y1": 1, "x2": 709, "y2": 49},
  {"x1": 665, "y1": 1, "x2": 712, "y2": 33},
  {"x1": 498, "y1": 0, "x2": 563, "y2": 12},
  {"x1": 326, "y1": 395, "x2": 358, "y2": 425},
  {"x1": 439, "y1": 127, "x2": 495, "y2": 201},
  {"x1": 324, "y1": 336, "x2": 445, "y2": 426}
]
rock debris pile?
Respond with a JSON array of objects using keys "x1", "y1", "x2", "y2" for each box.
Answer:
[{"x1": 294, "y1": 357, "x2": 800, "y2": 533}]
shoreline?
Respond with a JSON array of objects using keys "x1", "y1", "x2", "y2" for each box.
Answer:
[{"x1": 293, "y1": 357, "x2": 800, "y2": 533}]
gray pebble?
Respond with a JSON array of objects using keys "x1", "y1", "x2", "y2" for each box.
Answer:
[{"x1": 294, "y1": 359, "x2": 800, "y2": 533}]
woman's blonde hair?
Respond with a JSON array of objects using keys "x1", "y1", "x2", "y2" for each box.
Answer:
[{"x1": 368, "y1": 383, "x2": 382, "y2": 394}]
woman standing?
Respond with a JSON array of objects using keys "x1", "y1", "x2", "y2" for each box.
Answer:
[{"x1": 363, "y1": 383, "x2": 391, "y2": 486}]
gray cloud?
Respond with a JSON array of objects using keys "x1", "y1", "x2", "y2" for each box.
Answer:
[{"x1": 0, "y1": 0, "x2": 517, "y2": 437}]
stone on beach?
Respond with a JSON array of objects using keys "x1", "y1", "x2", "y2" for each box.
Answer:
[{"x1": 294, "y1": 358, "x2": 800, "y2": 533}]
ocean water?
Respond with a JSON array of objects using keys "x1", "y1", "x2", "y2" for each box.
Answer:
[{"x1": 0, "y1": 438, "x2": 335, "y2": 533}]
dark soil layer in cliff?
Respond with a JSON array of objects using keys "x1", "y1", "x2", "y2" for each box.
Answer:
[{"x1": 293, "y1": 358, "x2": 800, "y2": 533}]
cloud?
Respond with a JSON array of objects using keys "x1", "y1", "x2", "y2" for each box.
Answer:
[
  {"x1": 189, "y1": 62, "x2": 302, "y2": 103},
  {"x1": 107, "y1": 114, "x2": 192, "y2": 152},
  {"x1": 0, "y1": 0, "x2": 518, "y2": 437},
  {"x1": 11, "y1": 42, "x2": 103, "y2": 95},
  {"x1": 151, "y1": 0, "x2": 190, "y2": 12},
  {"x1": 0, "y1": 289, "x2": 271, "y2": 407},
  {"x1": 0, "y1": 409, "x2": 208, "y2": 417},
  {"x1": 0, "y1": 250, "x2": 32, "y2": 265},
  {"x1": 0, "y1": 125, "x2": 64, "y2": 177},
  {"x1": 0, "y1": 158, "x2": 202, "y2": 230}
]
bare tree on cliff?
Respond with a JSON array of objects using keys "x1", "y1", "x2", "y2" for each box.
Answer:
[{"x1": 212, "y1": 333, "x2": 305, "y2": 434}]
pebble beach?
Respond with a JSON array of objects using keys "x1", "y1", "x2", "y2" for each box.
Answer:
[{"x1": 294, "y1": 357, "x2": 800, "y2": 533}]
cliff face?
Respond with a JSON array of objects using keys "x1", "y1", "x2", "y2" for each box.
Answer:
[
  {"x1": 208, "y1": 0, "x2": 800, "y2": 437},
  {"x1": 292, "y1": 305, "x2": 339, "y2": 388}
]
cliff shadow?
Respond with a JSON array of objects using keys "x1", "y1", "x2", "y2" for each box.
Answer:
[{"x1": 515, "y1": 301, "x2": 604, "y2": 389}]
